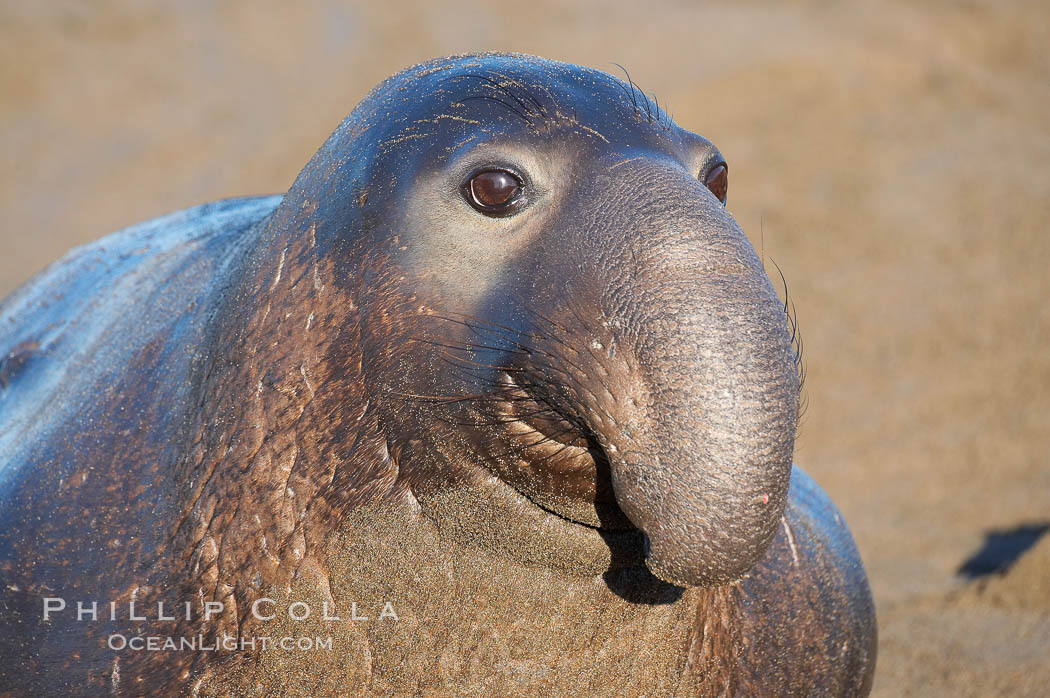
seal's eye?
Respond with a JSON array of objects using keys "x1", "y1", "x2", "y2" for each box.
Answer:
[
  {"x1": 703, "y1": 163, "x2": 728, "y2": 205},
  {"x1": 465, "y1": 169, "x2": 523, "y2": 215}
]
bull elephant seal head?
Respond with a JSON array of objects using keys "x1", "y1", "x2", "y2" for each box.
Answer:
[{"x1": 273, "y1": 53, "x2": 800, "y2": 588}]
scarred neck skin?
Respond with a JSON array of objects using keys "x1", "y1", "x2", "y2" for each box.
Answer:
[{"x1": 168, "y1": 198, "x2": 404, "y2": 642}]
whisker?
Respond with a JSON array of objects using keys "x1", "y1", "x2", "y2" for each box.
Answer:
[
  {"x1": 610, "y1": 62, "x2": 640, "y2": 113},
  {"x1": 486, "y1": 72, "x2": 549, "y2": 120},
  {"x1": 455, "y1": 95, "x2": 531, "y2": 124},
  {"x1": 457, "y1": 73, "x2": 538, "y2": 119},
  {"x1": 768, "y1": 258, "x2": 808, "y2": 421}
]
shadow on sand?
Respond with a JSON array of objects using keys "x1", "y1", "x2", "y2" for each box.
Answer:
[{"x1": 957, "y1": 522, "x2": 1050, "y2": 578}]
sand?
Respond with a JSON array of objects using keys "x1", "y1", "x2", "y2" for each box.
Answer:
[{"x1": 1, "y1": 0, "x2": 1047, "y2": 694}]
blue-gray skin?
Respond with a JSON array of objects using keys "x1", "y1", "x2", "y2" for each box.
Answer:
[{"x1": 0, "y1": 53, "x2": 875, "y2": 695}]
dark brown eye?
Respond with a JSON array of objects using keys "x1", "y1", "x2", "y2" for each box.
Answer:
[
  {"x1": 704, "y1": 163, "x2": 728, "y2": 205},
  {"x1": 465, "y1": 169, "x2": 523, "y2": 214}
]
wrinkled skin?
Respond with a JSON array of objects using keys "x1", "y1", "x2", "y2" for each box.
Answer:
[{"x1": 0, "y1": 53, "x2": 875, "y2": 695}]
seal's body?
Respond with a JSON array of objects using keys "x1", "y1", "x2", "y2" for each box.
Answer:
[{"x1": 0, "y1": 54, "x2": 875, "y2": 696}]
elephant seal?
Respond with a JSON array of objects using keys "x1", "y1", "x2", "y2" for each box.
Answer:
[{"x1": 0, "y1": 53, "x2": 876, "y2": 696}]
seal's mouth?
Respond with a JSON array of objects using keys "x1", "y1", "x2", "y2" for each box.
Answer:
[{"x1": 490, "y1": 372, "x2": 635, "y2": 532}]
